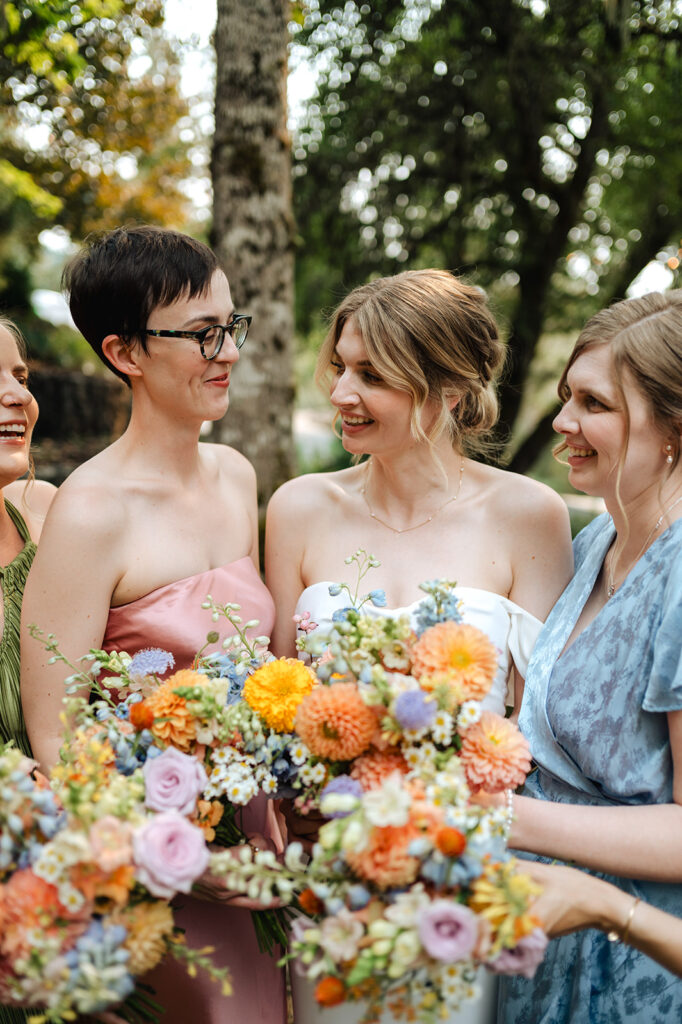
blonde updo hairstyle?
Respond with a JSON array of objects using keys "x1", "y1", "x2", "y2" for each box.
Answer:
[
  {"x1": 555, "y1": 290, "x2": 682, "y2": 511},
  {"x1": 316, "y1": 269, "x2": 506, "y2": 457}
]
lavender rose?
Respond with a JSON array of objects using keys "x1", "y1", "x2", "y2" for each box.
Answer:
[
  {"x1": 418, "y1": 900, "x2": 478, "y2": 962},
  {"x1": 487, "y1": 928, "x2": 548, "y2": 979},
  {"x1": 143, "y1": 747, "x2": 208, "y2": 816},
  {"x1": 133, "y1": 811, "x2": 209, "y2": 897}
]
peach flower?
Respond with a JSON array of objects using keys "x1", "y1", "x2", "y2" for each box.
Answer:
[
  {"x1": 350, "y1": 750, "x2": 409, "y2": 791},
  {"x1": 411, "y1": 622, "x2": 498, "y2": 700},
  {"x1": 459, "y1": 711, "x2": 532, "y2": 793},
  {"x1": 295, "y1": 683, "x2": 376, "y2": 761},
  {"x1": 0, "y1": 869, "x2": 87, "y2": 960},
  {"x1": 345, "y1": 822, "x2": 421, "y2": 889},
  {"x1": 145, "y1": 671, "x2": 209, "y2": 751}
]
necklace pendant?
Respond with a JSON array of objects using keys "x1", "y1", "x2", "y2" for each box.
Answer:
[{"x1": 607, "y1": 582, "x2": 615, "y2": 598}]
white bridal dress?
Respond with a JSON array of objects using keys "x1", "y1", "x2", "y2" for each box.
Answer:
[{"x1": 290, "y1": 583, "x2": 543, "y2": 1024}]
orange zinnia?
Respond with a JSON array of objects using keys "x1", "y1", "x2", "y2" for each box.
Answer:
[
  {"x1": 295, "y1": 683, "x2": 376, "y2": 761},
  {"x1": 411, "y1": 622, "x2": 498, "y2": 700},
  {"x1": 459, "y1": 711, "x2": 532, "y2": 793}
]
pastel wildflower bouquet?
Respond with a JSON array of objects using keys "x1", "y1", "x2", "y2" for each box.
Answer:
[
  {"x1": 212, "y1": 764, "x2": 547, "y2": 1022},
  {"x1": 226, "y1": 550, "x2": 533, "y2": 815},
  {"x1": 30, "y1": 612, "x2": 290, "y2": 955},
  {"x1": 0, "y1": 741, "x2": 228, "y2": 1024}
]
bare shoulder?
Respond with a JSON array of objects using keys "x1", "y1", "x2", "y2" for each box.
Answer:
[
  {"x1": 205, "y1": 442, "x2": 256, "y2": 489},
  {"x1": 480, "y1": 464, "x2": 569, "y2": 528},
  {"x1": 39, "y1": 461, "x2": 128, "y2": 546},
  {"x1": 268, "y1": 468, "x2": 355, "y2": 522},
  {"x1": 4, "y1": 478, "x2": 57, "y2": 517}
]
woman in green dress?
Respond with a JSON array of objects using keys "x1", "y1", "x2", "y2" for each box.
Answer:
[{"x1": 0, "y1": 317, "x2": 56, "y2": 1024}]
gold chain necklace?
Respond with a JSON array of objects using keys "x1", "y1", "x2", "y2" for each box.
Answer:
[
  {"x1": 361, "y1": 458, "x2": 464, "y2": 535},
  {"x1": 605, "y1": 492, "x2": 682, "y2": 598}
]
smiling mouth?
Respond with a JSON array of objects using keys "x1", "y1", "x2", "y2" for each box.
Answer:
[
  {"x1": 567, "y1": 446, "x2": 597, "y2": 457},
  {"x1": 342, "y1": 415, "x2": 373, "y2": 426},
  {"x1": 0, "y1": 423, "x2": 26, "y2": 439}
]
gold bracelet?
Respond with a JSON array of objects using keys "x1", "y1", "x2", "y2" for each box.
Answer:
[{"x1": 607, "y1": 896, "x2": 640, "y2": 944}]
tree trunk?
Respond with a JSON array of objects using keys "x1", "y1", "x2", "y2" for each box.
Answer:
[{"x1": 211, "y1": 0, "x2": 295, "y2": 507}]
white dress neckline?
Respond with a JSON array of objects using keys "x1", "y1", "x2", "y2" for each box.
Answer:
[{"x1": 294, "y1": 582, "x2": 543, "y2": 717}]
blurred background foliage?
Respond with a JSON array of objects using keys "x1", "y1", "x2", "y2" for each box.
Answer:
[{"x1": 1, "y1": 0, "x2": 681, "y2": 493}]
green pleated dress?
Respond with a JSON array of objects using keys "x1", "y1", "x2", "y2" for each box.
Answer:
[{"x1": 0, "y1": 499, "x2": 39, "y2": 1024}]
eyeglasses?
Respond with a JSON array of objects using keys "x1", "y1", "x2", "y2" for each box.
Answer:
[{"x1": 145, "y1": 313, "x2": 252, "y2": 360}]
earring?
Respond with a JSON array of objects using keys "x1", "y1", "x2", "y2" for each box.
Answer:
[{"x1": 665, "y1": 444, "x2": 674, "y2": 465}]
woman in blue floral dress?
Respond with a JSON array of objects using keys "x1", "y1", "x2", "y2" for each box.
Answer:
[{"x1": 499, "y1": 290, "x2": 682, "y2": 1023}]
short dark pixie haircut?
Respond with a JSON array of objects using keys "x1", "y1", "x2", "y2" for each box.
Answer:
[{"x1": 62, "y1": 224, "x2": 220, "y2": 385}]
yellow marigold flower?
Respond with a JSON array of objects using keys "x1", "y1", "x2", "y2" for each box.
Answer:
[
  {"x1": 112, "y1": 901, "x2": 175, "y2": 974},
  {"x1": 411, "y1": 622, "x2": 498, "y2": 700},
  {"x1": 468, "y1": 860, "x2": 542, "y2": 953},
  {"x1": 243, "y1": 658, "x2": 316, "y2": 732}
]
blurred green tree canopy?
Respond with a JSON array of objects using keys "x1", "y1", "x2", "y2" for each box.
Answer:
[
  {"x1": 0, "y1": 0, "x2": 197, "y2": 316},
  {"x1": 292, "y1": 0, "x2": 682, "y2": 468}
]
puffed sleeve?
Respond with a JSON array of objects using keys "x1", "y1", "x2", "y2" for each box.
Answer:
[{"x1": 643, "y1": 558, "x2": 682, "y2": 713}]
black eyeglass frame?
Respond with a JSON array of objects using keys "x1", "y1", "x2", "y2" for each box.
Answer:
[{"x1": 145, "y1": 313, "x2": 252, "y2": 360}]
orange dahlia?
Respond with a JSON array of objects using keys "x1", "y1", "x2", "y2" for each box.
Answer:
[
  {"x1": 243, "y1": 658, "x2": 316, "y2": 732},
  {"x1": 144, "y1": 670, "x2": 209, "y2": 750},
  {"x1": 345, "y1": 822, "x2": 421, "y2": 889},
  {"x1": 411, "y1": 622, "x2": 498, "y2": 700},
  {"x1": 350, "y1": 750, "x2": 409, "y2": 791},
  {"x1": 295, "y1": 683, "x2": 376, "y2": 761},
  {"x1": 459, "y1": 711, "x2": 532, "y2": 793}
]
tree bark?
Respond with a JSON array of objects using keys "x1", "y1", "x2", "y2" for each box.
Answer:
[{"x1": 211, "y1": 0, "x2": 295, "y2": 507}]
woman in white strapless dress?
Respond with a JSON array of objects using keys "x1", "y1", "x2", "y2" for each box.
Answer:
[{"x1": 265, "y1": 269, "x2": 575, "y2": 1024}]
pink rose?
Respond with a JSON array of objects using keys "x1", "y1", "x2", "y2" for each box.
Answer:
[
  {"x1": 486, "y1": 928, "x2": 548, "y2": 979},
  {"x1": 133, "y1": 811, "x2": 209, "y2": 898},
  {"x1": 143, "y1": 747, "x2": 208, "y2": 816},
  {"x1": 418, "y1": 900, "x2": 478, "y2": 962},
  {"x1": 89, "y1": 815, "x2": 134, "y2": 872}
]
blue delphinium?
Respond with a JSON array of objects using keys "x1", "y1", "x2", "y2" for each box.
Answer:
[
  {"x1": 414, "y1": 579, "x2": 462, "y2": 636},
  {"x1": 368, "y1": 589, "x2": 387, "y2": 607},
  {"x1": 64, "y1": 920, "x2": 134, "y2": 1012},
  {"x1": 394, "y1": 690, "x2": 437, "y2": 731},
  {"x1": 128, "y1": 647, "x2": 175, "y2": 677}
]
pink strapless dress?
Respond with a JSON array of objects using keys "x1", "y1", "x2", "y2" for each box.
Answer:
[{"x1": 103, "y1": 557, "x2": 287, "y2": 1024}]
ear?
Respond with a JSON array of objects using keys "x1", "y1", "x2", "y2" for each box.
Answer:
[
  {"x1": 446, "y1": 392, "x2": 461, "y2": 413},
  {"x1": 101, "y1": 334, "x2": 144, "y2": 380}
]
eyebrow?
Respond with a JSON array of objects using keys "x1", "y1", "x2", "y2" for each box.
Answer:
[{"x1": 332, "y1": 349, "x2": 375, "y2": 367}]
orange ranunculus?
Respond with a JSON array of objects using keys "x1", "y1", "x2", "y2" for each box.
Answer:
[
  {"x1": 129, "y1": 700, "x2": 155, "y2": 730},
  {"x1": 315, "y1": 976, "x2": 347, "y2": 1007},
  {"x1": 298, "y1": 888, "x2": 325, "y2": 916},
  {"x1": 435, "y1": 826, "x2": 467, "y2": 857}
]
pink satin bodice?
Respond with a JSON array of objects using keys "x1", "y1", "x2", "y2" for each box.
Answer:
[{"x1": 102, "y1": 556, "x2": 275, "y2": 669}]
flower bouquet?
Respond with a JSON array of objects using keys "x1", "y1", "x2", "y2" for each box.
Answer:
[
  {"x1": 211, "y1": 764, "x2": 546, "y2": 1022},
  {"x1": 0, "y1": 741, "x2": 228, "y2": 1023},
  {"x1": 214, "y1": 551, "x2": 532, "y2": 816},
  {"x1": 30, "y1": 611, "x2": 290, "y2": 955}
]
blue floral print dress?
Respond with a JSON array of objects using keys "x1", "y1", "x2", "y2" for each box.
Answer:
[{"x1": 499, "y1": 512, "x2": 682, "y2": 1024}]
